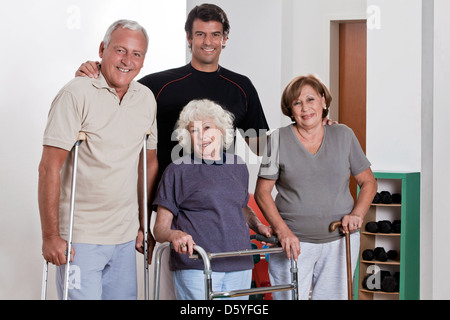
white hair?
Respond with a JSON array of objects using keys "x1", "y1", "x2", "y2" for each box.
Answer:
[
  {"x1": 103, "y1": 19, "x2": 149, "y2": 53},
  {"x1": 175, "y1": 99, "x2": 235, "y2": 152}
]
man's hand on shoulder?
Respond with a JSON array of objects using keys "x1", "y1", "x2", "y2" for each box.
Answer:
[
  {"x1": 75, "y1": 61, "x2": 100, "y2": 78},
  {"x1": 323, "y1": 118, "x2": 338, "y2": 126}
]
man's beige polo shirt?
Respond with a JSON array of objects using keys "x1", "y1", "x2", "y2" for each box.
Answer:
[{"x1": 43, "y1": 73, "x2": 157, "y2": 245}]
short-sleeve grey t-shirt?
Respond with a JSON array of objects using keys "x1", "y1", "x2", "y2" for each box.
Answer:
[
  {"x1": 153, "y1": 153, "x2": 254, "y2": 272},
  {"x1": 258, "y1": 124, "x2": 371, "y2": 243}
]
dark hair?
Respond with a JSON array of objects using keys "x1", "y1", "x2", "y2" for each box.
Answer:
[
  {"x1": 281, "y1": 75, "x2": 332, "y2": 120},
  {"x1": 185, "y1": 3, "x2": 230, "y2": 39}
]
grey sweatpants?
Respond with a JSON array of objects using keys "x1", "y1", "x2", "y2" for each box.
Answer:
[{"x1": 269, "y1": 233, "x2": 360, "y2": 300}]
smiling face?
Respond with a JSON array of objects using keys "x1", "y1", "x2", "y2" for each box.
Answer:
[
  {"x1": 291, "y1": 84, "x2": 327, "y2": 129},
  {"x1": 188, "y1": 19, "x2": 228, "y2": 72},
  {"x1": 99, "y1": 27, "x2": 147, "y2": 99},
  {"x1": 189, "y1": 117, "x2": 223, "y2": 160}
]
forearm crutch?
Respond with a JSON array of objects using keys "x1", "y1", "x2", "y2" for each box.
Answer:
[
  {"x1": 41, "y1": 132, "x2": 86, "y2": 300},
  {"x1": 142, "y1": 130, "x2": 151, "y2": 300},
  {"x1": 329, "y1": 220, "x2": 353, "y2": 300}
]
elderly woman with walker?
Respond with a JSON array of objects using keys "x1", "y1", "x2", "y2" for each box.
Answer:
[{"x1": 153, "y1": 99, "x2": 272, "y2": 300}]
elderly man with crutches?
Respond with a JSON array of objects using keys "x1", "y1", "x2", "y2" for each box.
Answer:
[{"x1": 38, "y1": 19, "x2": 158, "y2": 300}]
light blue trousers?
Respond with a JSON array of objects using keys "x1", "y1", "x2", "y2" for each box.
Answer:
[
  {"x1": 56, "y1": 240, "x2": 137, "y2": 300},
  {"x1": 173, "y1": 269, "x2": 253, "y2": 300},
  {"x1": 269, "y1": 233, "x2": 360, "y2": 300}
]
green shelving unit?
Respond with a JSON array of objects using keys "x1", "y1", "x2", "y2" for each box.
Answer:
[{"x1": 355, "y1": 171, "x2": 420, "y2": 300}]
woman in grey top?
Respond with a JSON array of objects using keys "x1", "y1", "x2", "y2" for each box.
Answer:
[{"x1": 255, "y1": 75, "x2": 377, "y2": 299}]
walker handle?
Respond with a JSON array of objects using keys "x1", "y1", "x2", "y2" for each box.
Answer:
[{"x1": 250, "y1": 234, "x2": 281, "y2": 246}]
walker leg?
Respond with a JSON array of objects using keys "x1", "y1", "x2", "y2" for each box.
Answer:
[
  {"x1": 190, "y1": 245, "x2": 213, "y2": 300},
  {"x1": 153, "y1": 243, "x2": 170, "y2": 300},
  {"x1": 290, "y1": 254, "x2": 299, "y2": 300}
]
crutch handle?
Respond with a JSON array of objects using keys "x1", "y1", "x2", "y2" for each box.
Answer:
[{"x1": 77, "y1": 132, "x2": 86, "y2": 141}]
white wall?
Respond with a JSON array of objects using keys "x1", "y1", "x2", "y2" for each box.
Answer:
[
  {"x1": 365, "y1": 0, "x2": 422, "y2": 172},
  {"x1": 431, "y1": 0, "x2": 450, "y2": 299},
  {"x1": 365, "y1": 0, "x2": 450, "y2": 300},
  {"x1": 0, "y1": 0, "x2": 186, "y2": 300},
  {"x1": 289, "y1": 0, "x2": 367, "y2": 82}
]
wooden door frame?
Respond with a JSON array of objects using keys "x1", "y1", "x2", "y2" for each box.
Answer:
[
  {"x1": 325, "y1": 17, "x2": 367, "y2": 123},
  {"x1": 327, "y1": 17, "x2": 367, "y2": 201}
]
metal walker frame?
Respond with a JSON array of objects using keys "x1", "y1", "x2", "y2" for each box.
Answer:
[{"x1": 153, "y1": 237, "x2": 299, "y2": 300}]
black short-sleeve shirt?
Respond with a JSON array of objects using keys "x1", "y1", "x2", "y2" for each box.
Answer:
[{"x1": 139, "y1": 63, "x2": 269, "y2": 177}]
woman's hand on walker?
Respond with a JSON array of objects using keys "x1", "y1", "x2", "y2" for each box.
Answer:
[{"x1": 170, "y1": 231, "x2": 195, "y2": 256}]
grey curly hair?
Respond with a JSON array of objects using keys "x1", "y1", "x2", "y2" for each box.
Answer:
[{"x1": 175, "y1": 99, "x2": 235, "y2": 152}]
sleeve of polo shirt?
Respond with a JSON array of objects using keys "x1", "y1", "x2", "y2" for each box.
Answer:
[
  {"x1": 43, "y1": 89, "x2": 83, "y2": 151},
  {"x1": 257, "y1": 129, "x2": 280, "y2": 180},
  {"x1": 146, "y1": 95, "x2": 158, "y2": 150}
]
